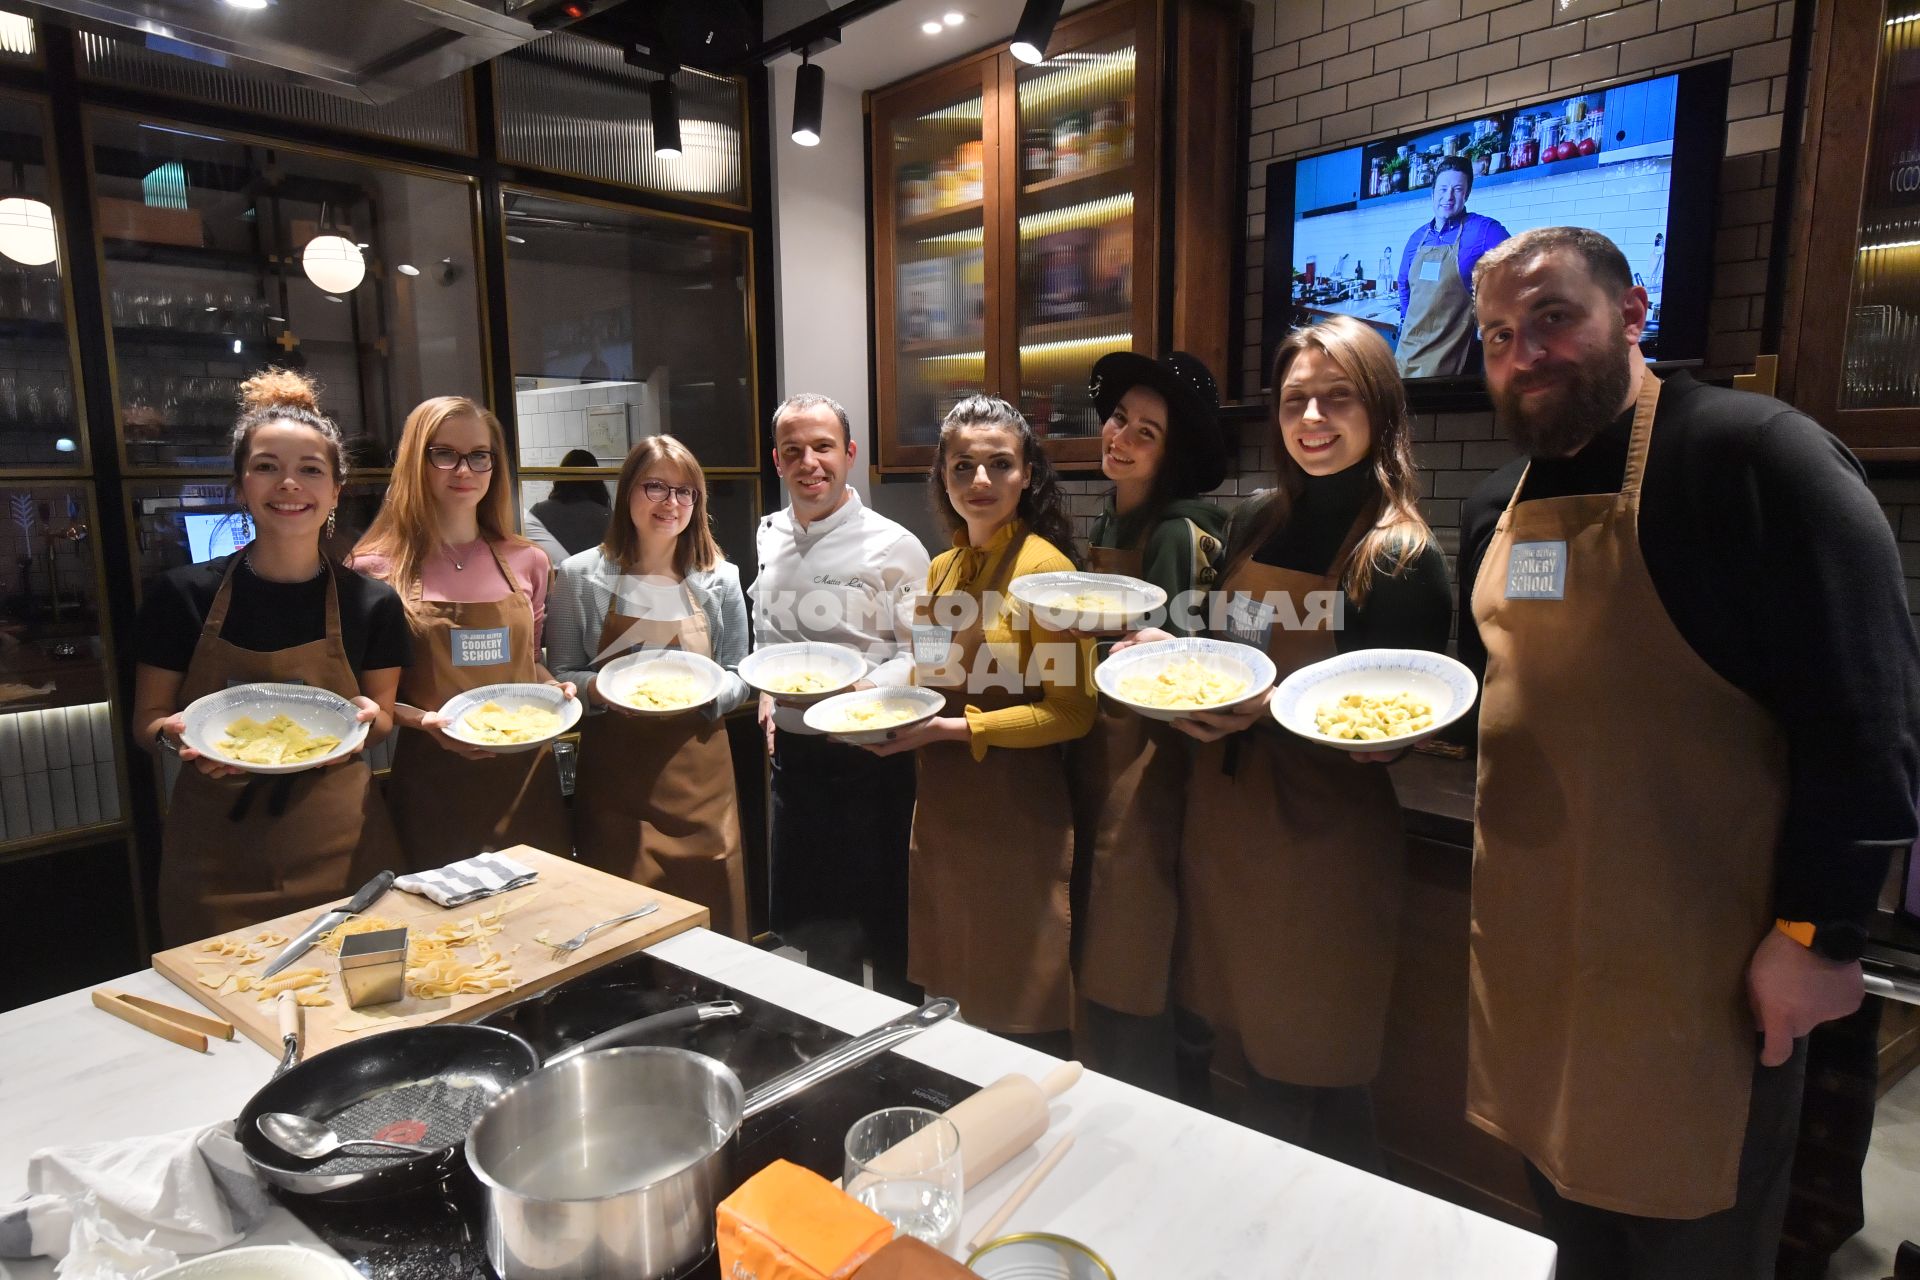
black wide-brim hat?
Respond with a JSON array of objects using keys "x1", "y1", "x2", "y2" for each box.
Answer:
[{"x1": 1088, "y1": 350, "x2": 1230, "y2": 494}]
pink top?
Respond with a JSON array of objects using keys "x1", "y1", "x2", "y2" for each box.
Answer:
[{"x1": 351, "y1": 539, "x2": 552, "y2": 647}]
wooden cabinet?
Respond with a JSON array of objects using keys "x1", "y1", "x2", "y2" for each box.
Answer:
[
  {"x1": 1779, "y1": 0, "x2": 1920, "y2": 456},
  {"x1": 868, "y1": 0, "x2": 1243, "y2": 471}
]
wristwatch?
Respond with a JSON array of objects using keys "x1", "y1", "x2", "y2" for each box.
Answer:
[
  {"x1": 1774, "y1": 917, "x2": 1869, "y2": 964},
  {"x1": 154, "y1": 727, "x2": 181, "y2": 755}
]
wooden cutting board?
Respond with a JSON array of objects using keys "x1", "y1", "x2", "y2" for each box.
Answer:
[{"x1": 152, "y1": 847, "x2": 708, "y2": 1058}]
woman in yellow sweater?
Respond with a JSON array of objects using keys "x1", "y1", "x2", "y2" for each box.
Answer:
[{"x1": 866, "y1": 394, "x2": 1095, "y2": 1054}]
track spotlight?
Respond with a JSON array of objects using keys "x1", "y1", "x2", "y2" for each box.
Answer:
[
  {"x1": 792, "y1": 55, "x2": 824, "y2": 147},
  {"x1": 650, "y1": 75, "x2": 682, "y2": 159},
  {"x1": 1010, "y1": 0, "x2": 1064, "y2": 64}
]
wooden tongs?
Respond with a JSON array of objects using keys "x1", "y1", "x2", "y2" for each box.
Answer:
[{"x1": 92, "y1": 988, "x2": 235, "y2": 1053}]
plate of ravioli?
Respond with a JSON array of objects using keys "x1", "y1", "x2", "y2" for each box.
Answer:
[
  {"x1": 1269, "y1": 648, "x2": 1478, "y2": 754},
  {"x1": 436, "y1": 681, "x2": 582, "y2": 753},
  {"x1": 180, "y1": 682, "x2": 370, "y2": 774}
]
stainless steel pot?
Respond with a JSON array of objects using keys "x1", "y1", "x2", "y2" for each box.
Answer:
[{"x1": 464, "y1": 998, "x2": 957, "y2": 1280}]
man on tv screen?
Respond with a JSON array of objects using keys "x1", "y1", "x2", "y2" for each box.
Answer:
[{"x1": 1395, "y1": 156, "x2": 1509, "y2": 378}]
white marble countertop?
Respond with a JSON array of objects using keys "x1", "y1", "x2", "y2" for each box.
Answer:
[{"x1": 0, "y1": 930, "x2": 1555, "y2": 1279}]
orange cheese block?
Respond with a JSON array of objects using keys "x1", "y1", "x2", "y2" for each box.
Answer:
[
  {"x1": 850, "y1": 1237, "x2": 977, "y2": 1278},
  {"x1": 716, "y1": 1159, "x2": 896, "y2": 1280}
]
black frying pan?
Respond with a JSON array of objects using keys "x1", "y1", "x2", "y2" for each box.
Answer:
[{"x1": 237, "y1": 1002, "x2": 741, "y2": 1201}]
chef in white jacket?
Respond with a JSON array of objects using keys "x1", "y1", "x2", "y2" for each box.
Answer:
[{"x1": 752, "y1": 393, "x2": 930, "y2": 998}]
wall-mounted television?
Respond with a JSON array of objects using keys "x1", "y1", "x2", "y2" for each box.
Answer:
[{"x1": 1261, "y1": 61, "x2": 1731, "y2": 408}]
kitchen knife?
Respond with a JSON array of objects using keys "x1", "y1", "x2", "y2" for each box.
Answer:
[{"x1": 261, "y1": 870, "x2": 395, "y2": 977}]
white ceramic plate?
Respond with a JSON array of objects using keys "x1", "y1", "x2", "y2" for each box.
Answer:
[
  {"x1": 595, "y1": 649, "x2": 726, "y2": 716},
  {"x1": 1270, "y1": 647, "x2": 1479, "y2": 754},
  {"x1": 149, "y1": 1245, "x2": 360, "y2": 1279},
  {"x1": 802, "y1": 685, "x2": 947, "y2": 745},
  {"x1": 1092, "y1": 637, "x2": 1278, "y2": 722},
  {"x1": 738, "y1": 641, "x2": 866, "y2": 704},
  {"x1": 1010, "y1": 571, "x2": 1167, "y2": 633},
  {"x1": 436, "y1": 682, "x2": 583, "y2": 753},
  {"x1": 180, "y1": 683, "x2": 369, "y2": 775}
]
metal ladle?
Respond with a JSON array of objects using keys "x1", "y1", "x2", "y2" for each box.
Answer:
[{"x1": 257, "y1": 1112, "x2": 440, "y2": 1160}]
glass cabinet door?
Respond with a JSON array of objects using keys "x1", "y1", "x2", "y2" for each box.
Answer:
[
  {"x1": 1838, "y1": 1, "x2": 1920, "y2": 413},
  {"x1": 90, "y1": 114, "x2": 486, "y2": 471},
  {"x1": 0, "y1": 93, "x2": 84, "y2": 470},
  {"x1": 0, "y1": 483, "x2": 122, "y2": 847},
  {"x1": 873, "y1": 61, "x2": 998, "y2": 468},
  {"x1": 1008, "y1": 3, "x2": 1152, "y2": 460}
]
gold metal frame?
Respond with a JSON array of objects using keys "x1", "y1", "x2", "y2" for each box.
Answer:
[
  {"x1": 495, "y1": 181, "x2": 762, "y2": 473},
  {"x1": 0, "y1": 87, "x2": 94, "y2": 480},
  {"x1": 79, "y1": 106, "x2": 494, "y2": 476},
  {"x1": 0, "y1": 480, "x2": 133, "y2": 857},
  {"x1": 487, "y1": 58, "x2": 753, "y2": 214}
]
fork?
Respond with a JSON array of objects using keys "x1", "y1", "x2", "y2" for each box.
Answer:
[{"x1": 549, "y1": 903, "x2": 661, "y2": 955}]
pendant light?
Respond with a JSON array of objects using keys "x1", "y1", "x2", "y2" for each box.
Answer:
[
  {"x1": 0, "y1": 163, "x2": 55, "y2": 268},
  {"x1": 1010, "y1": 0, "x2": 1064, "y2": 64},
  {"x1": 792, "y1": 53, "x2": 824, "y2": 147},
  {"x1": 301, "y1": 203, "x2": 364, "y2": 294},
  {"x1": 651, "y1": 74, "x2": 682, "y2": 159}
]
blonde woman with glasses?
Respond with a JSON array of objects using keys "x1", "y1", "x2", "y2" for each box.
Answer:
[
  {"x1": 546, "y1": 436, "x2": 750, "y2": 938},
  {"x1": 350, "y1": 395, "x2": 573, "y2": 870}
]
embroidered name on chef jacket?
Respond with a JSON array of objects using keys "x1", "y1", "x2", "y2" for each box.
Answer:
[
  {"x1": 1505, "y1": 540, "x2": 1568, "y2": 600},
  {"x1": 1225, "y1": 594, "x2": 1277, "y2": 650},
  {"x1": 451, "y1": 626, "x2": 511, "y2": 666}
]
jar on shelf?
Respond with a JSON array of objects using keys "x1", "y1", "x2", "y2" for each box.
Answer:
[
  {"x1": 958, "y1": 140, "x2": 985, "y2": 202},
  {"x1": 1053, "y1": 111, "x2": 1088, "y2": 177},
  {"x1": 1090, "y1": 101, "x2": 1124, "y2": 169},
  {"x1": 1022, "y1": 127, "x2": 1054, "y2": 184},
  {"x1": 932, "y1": 156, "x2": 960, "y2": 209},
  {"x1": 900, "y1": 164, "x2": 933, "y2": 218}
]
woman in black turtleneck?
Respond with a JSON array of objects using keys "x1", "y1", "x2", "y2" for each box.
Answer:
[{"x1": 1120, "y1": 315, "x2": 1449, "y2": 1169}]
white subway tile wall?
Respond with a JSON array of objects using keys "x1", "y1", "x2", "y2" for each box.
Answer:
[
  {"x1": 512, "y1": 379, "x2": 661, "y2": 468},
  {"x1": 0, "y1": 703, "x2": 119, "y2": 842}
]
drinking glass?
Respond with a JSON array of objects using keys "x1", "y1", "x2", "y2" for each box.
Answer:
[{"x1": 843, "y1": 1107, "x2": 963, "y2": 1253}]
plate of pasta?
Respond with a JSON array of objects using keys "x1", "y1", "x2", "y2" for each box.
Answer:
[
  {"x1": 436, "y1": 682, "x2": 582, "y2": 753},
  {"x1": 1010, "y1": 571, "x2": 1167, "y2": 633},
  {"x1": 1092, "y1": 637, "x2": 1278, "y2": 722},
  {"x1": 802, "y1": 685, "x2": 946, "y2": 745},
  {"x1": 180, "y1": 683, "x2": 370, "y2": 775},
  {"x1": 738, "y1": 641, "x2": 866, "y2": 704},
  {"x1": 1270, "y1": 648, "x2": 1478, "y2": 754},
  {"x1": 595, "y1": 648, "x2": 726, "y2": 716}
]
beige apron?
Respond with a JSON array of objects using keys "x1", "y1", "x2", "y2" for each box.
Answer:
[
  {"x1": 1397, "y1": 220, "x2": 1474, "y2": 378},
  {"x1": 159, "y1": 558, "x2": 402, "y2": 947},
  {"x1": 1070, "y1": 541, "x2": 1189, "y2": 1016},
  {"x1": 1176, "y1": 543, "x2": 1406, "y2": 1087},
  {"x1": 382, "y1": 542, "x2": 570, "y2": 870},
  {"x1": 1468, "y1": 372, "x2": 1788, "y2": 1218},
  {"x1": 572, "y1": 583, "x2": 747, "y2": 940},
  {"x1": 908, "y1": 530, "x2": 1076, "y2": 1034}
]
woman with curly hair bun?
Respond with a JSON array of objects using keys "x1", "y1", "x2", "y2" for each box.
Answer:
[
  {"x1": 132, "y1": 368, "x2": 409, "y2": 945},
  {"x1": 864, "y1": 394, "x2": 1095, "y2": 1053}
]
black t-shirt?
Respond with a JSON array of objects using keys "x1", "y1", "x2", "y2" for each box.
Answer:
[
  {"x1": 1227, "y1": 461, "x2": 1453, "y2": 655},
  {"x1": 137, "y1": 552, "x2": 413, "y2": 680},
  {"x1": 1458, "y1": 372, "x2": 1920, "y2": 927}
]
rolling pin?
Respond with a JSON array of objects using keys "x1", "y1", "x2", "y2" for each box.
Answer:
[{"x1": 863, "y1": 1061, "x2": 1082, "y2": 1190}]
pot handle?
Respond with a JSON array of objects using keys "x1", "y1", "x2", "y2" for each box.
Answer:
[
  {"x1": 742, "y1": 998, "x2": 959, "y2": 1120},
  {"x1": 541, "y1": 1001, "x2": 743, "y2": 1069}
]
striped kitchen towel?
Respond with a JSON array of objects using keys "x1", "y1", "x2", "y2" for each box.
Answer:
[{"x1": 394, "y1": 852, "x2": 538, "y2": 907}]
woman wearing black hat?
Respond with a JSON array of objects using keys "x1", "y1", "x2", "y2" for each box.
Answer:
[
  {"x1": 1071, "y1": 350, "x2": 1229, "y2": 1098},
  {"x1": 1119, "y1": 317, "x2": 1451, "y2": 1168}
]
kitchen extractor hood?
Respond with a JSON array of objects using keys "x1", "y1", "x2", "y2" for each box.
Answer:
[{"x1": 20, "y1": 0, "x2": 627, "y2": 105}]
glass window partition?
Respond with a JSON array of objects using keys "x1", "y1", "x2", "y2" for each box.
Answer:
[
  {"x1": 503, "y1": 190, "x2": 757, "y2": 473},
  {"x1": 0, "y1": 94, "x2": 83, "y2": 470},
  {"x1": 91, "y1": 115, "x2": 487, "y2": 470},
  {"x1": 0, "y1": 483, "x2": 122, "y2": 847}
]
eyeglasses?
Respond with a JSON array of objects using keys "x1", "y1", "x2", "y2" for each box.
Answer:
[
  {"x1": 427, "y1": 446, "x2": 495, "y2": 473},
  {"x1": 639, "y1": 479, "x2": 697, "y2": 507}
]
